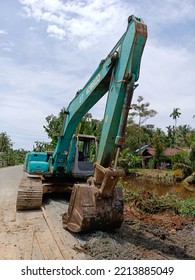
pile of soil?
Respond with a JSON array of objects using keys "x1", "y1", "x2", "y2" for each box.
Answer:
[{"x1": 77, "y1": 203, "x2": 195, "y2": 260}]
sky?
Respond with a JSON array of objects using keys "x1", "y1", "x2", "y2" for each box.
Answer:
[{"x1": 0, "y1": 0, "x2": 195, "y2": 150}]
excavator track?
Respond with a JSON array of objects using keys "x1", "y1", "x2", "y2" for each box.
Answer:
[{"x1": 16, "y1": 177, "x2": 43, "y2": 210}]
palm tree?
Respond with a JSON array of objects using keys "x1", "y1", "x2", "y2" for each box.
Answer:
[
  {"x1": 170, "y1": 108, "x2": 181, "y2": 129},
  {"x1": 0, "y1": 132, "x2": 12, "y2": 152}
]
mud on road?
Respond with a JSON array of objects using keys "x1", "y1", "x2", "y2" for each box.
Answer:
[{"x1": 0, "y1": 165, "x2": 195, "y2": 260}]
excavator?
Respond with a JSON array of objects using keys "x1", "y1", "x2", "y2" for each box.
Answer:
[{"x1": 16, "y1": 15, "x2": 147, "y2": 233}]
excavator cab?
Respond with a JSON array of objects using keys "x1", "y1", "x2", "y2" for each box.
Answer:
[{"x1": 71, "y1": 134, "x2": 98, "y2": 178}]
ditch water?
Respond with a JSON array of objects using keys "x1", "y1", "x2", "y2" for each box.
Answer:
[{"x1": 122, "y1": 175, "x2": 195, "y2": 200}]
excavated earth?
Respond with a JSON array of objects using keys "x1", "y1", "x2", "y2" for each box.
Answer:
[
  {"x1": 0, "y1": 165, "x2": 195, "y2": 260},
  {"x1": 79, "y1": 206, "x2": 195, "y2": 259}
]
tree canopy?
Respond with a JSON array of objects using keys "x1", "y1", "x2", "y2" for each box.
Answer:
[
  {"x1": 0, "y1": 132, "x2": 27, "y2": 167},
  {"x1": 129, "y1": 95, "x2": 157, "y2": 126}
]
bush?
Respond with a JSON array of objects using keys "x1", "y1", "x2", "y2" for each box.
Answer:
[
  {"x1": 148, "y1": 158, "x2": 155, "y2": 169},
  {"x1": 172, "y1": 150, "x2": 190, "y2": 165},
  {"x1": 173, "y1": 163, "x2": 192, "y2": 181},
  {"x1": 118, "y1": 149, "x2": 141, "y2": 173},
  {"x1": 136, "y1": 193, "x2": 180, "y2": 214},
  {"x1": 189, "y1": 142, "x2": 195, "y2": 171},
  {"x1": 123, "y1": 187, "x2": 195, "y2": 217},
  {"x1": 178, "y1": 198, "x2": 195, "y2": 217}
]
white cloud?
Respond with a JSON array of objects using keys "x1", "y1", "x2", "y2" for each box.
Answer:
[
  {"x1": 41, "y1": 0, "x2": 63, "y2": 12},
  {"x1": 19, "y1": 0, "x2": 130, "y2": 48},
  {"x1": 0, "y1": 28, "x2": 6, "y2": 35},
  {"x1": 47, "y1": 24, "x2": 65, "y2": 40},
  {"x1": 0, "y1": 41, "x2": 15, "y2": 52},
  {"x1": 19, "y1": 0, "x2": 195, "y2": 48}
]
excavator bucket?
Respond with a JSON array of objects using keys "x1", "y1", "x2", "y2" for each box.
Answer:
[
  {"x1": 62, "y1": 163, "x2": 124, "y2": 233},
  {"x1": 62, "y1": 184, "x2": 123, "y2": 232}
]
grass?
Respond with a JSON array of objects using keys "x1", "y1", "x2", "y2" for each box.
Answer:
[
  {"x1": 178, "y1": 198, "x2": 195, "y2": 217},
  {"x1": 123, "y1": 187, "x2": 195, "y2": 217},
  {"x1": 129, "y1": 168, "x2": 174, "y2": 178}
]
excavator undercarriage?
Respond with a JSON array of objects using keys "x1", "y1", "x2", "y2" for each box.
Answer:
[{"x1": 16, "y1": 175, "x2": 75, "y2": 210}]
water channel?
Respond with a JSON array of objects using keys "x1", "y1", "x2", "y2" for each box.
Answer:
[{"x1": 121, "y1": 175, "x2": 195, "y2": 200}]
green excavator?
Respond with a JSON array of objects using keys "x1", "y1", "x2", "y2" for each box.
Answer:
[{"x1": 16, "y1": 15, "x2": 147, "y2": 232}]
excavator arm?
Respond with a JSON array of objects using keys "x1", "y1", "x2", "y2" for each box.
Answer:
[{"x1": 52, "y1": 50, "x2": 118, "y2": 174}]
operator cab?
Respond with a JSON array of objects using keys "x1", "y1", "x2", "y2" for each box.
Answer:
[{"x1": 71, "y1": 134, "x2": 98, "y2": 178}]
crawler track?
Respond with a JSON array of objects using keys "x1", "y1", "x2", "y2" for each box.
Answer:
[{"x1": 16, "y1": 177, "x2": 43, "y2": 210}]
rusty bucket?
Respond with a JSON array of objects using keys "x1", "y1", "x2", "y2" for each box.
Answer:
[{"x1": 62, "y1": 183, "x2": 123, "y2": 233}]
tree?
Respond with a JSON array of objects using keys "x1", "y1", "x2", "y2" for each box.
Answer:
[
  {"x1": 124, "y1": 121, "x2": 153, "y2": 152},
  {"x1": 169, "y1": 108, "x2": 182, "y2": 147},
  {"x1": 125, "y1": 96, "x2": 157, "y2": 149},
  {"x1": 43, "y1": 108, "x2": 66, "y2": 148},
  {"x1": 170, "y1": 108, "x2": 181, "y2": 129},
  {"x1": 176, "y1": 125, "x2": 192, "y2": 147},
  {"x1": 44, "y1": 109, "x2": 103, "y2": 149},
  {"x1": 129, "y1": 95, "x2": 157, "y2": 126},
  {"x1": 0, "y1": 132, "x2": 27, "y2": 167},
  {"x1": 77, "y1": 113, "x2": 102, "y2": 138},
  {"x1": 152, "y1": 128, "x2": 166, "y2": 168},
  {"x1": 0, "y1": 132, "x2": 12, "y2": 152},
  {"x1": 0, "y1": 132, "x2": 13, "y2": 166},
  {"x1": 186, "y1": 129, "x2": 195, "y2": 146},
  {"x1": 166, "y1": 125, "x2": 175, "y2": 147},
  {"x1": 33, "y1": 141, "x2": 53, "y2": 152},
  {"x1": 189, "y1": 142, "x2": 195, "y2": 170}
]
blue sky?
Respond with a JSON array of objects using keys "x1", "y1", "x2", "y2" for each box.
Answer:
[{"x1": 0, "y1": 0, "x2": 195, "y2": 150}]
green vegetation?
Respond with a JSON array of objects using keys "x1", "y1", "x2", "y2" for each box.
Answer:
[
  {"x1": 123, "y1": 187, "x2": 195, "y2": 217},
  {"x1": 129, "y1": 95, "x2": 157, "y2": 127},
  {"x1": 179, "y1": 198, "x2": 195, "y2": 217},
  {"x1": 0, "y1": 132, "x2": 27, "y2": 167},
  {"x1": 2, "y1": 95, "x2": 195, "y2": 170},
  {"x1": 170, "y1": 107, "x2": 181, "y2": 129},
  {"x1": 42, "y1": 110, "x2": 102, "y2": 150},
  {"x1": 118, "y1": 149, "x2": 141, "y2": 172},
  {"x1": 42, "y1": 96, "x2": 195, "y2": 165}
]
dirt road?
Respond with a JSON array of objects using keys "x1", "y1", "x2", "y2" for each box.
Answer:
[
  {"x1": 0, "y1": 166, "x2": 195, "y2": 260},
  {"x1": 0, "y1": 165, "x2": 85, "y2": 260}
]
